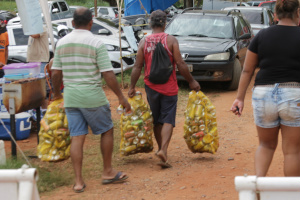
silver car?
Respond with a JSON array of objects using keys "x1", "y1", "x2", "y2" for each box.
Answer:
[{"x1": 223, "y1": 7, "x2": 275, "y2": 35}]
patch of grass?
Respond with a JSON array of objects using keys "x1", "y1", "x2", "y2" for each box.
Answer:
[
  {"x1": 1, "y1": 1, "x2": 18, "y2": 13},
  {"x1": 0, "y1": 157, "x2": 73, "y2": 193},
  {"x1": 0, "y1": 158, "x2": 24, "y2": 169},
  {"x1": 37, "y1": 163, "x2": 73, "y2": 193}
]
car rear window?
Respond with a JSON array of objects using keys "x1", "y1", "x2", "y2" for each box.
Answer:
[
  {"x1": 240, "y1": 10, "x2": 264, "y2": 24},
  {"x1": 59, "y1": 2, "x2": 68, "y2": 12}
]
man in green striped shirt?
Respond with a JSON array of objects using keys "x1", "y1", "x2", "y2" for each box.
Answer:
[{"x1": 52, "y1": 7, "x2": 130, "y2": 192}]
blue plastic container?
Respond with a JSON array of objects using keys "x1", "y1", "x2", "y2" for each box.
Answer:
[{"x1": 0, "y1": 112, "x2": 32, "y2": 140}]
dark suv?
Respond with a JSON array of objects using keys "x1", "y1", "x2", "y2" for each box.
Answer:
[{"x1": 165, "y1": 9, "x2": 253, "y2": 90}]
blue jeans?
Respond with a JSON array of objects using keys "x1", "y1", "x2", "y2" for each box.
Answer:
[{"x1": 252, "y1": 84, "x2": 300, "y2": 128}]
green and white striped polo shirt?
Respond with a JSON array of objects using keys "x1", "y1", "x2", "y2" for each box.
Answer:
[{"x1": 52, "y1": 29, "x2": 113, "y2": 108}]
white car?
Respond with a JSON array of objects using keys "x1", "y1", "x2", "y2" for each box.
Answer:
[
  {"x1": 6, "y1": 23, "x2": 135, "y2": 74},
  {"x1": 54, "y1": 17, "x2": 122, "y2": 38},
  {"x1": 90, "y1": 7, "x2": 118, "y2": 19}
]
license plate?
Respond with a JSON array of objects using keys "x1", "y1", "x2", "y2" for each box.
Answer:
[{"x1": 176, "y1": 64, "x2": 193, "y2": 72}]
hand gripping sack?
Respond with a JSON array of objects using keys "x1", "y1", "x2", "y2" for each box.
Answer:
[
  {"x1": 148, "y1": 41, "x2": 173, "y2": 84},
  {"x1": 37, "y1": 99, "x2": 71, "y2": 161},
  {"x1": 120, "y1": 92, "x2": 154, "y2": 156},
  {"x1": 184, "y1": 91, "x2": 219, "y2": 154}
]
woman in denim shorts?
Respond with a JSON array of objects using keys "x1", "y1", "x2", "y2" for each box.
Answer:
[{"x1": 231, "y1": 0, "x2": 300, "y2": 177}]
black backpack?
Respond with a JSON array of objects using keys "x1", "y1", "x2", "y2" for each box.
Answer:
[{"x1": 148, "y1": 39, "x2": 173, "y2": 84}]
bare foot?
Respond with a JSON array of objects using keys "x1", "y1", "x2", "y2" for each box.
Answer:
[{"x1": 156, "y1": 150, "x2": 167, "y2": 163}]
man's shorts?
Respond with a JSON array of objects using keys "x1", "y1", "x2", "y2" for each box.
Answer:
[
  {"x1": 65, "y1": 104, "x2": 113, "y2": 137},
  {"x1": 252, "y1": 84, "x2": 300, "y2": 128},
  {"x1": 145, "y1": 85, "x2": 178, "y2": 127}
]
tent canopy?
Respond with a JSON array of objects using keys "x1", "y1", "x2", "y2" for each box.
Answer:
[{"x1": 124, "y1": 0, "x2": 178, "y2": 16}]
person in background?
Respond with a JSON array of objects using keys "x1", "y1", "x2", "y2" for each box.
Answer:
[
  {"x1": 128, "y1": 10, "x2": 200, "y2": 168},
  {"x1": 27, "y1": 25, "x2": 49, "y2": 73},
  {"x1": 231, "y1": 0, "x2": 300, "y2": 179},
  {"x1": 27, "y1": 25, "x2": 50, "y2": 111},
  {"x1": 0, "y1": 15, "x2": 9, "y2": 78},
  {"x1": 51, "y1": 7, "x2": 130, "y2": 193}
]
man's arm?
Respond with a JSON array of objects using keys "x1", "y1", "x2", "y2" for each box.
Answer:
[
  {"x1": 102, "y1": 71, "x2": 131, "y2": 112},
  {"x1": 52, "y1": 69, "x2": 63, "y2": 100},
  {"x1": 128, "y1": 39, "x2": 145, "y2": 98},
  {"x1": 30, "y1": 34, "x2": 41, "y2": 39},
  {"x1": 172, "y1": 37, "x2": 200, "y2": 91}
]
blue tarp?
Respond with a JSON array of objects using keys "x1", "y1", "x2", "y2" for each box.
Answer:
[{"x1": 124, "y1": 0, "x2": 178, "y2": 16}]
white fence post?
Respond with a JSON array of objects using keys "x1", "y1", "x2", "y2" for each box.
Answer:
[
  {"x1": 235, "y1": 176, "x2": 257, "y2": 200},
  {"x1": 0, "y1": 165, "x2": 40, "y2": 200},
  {"x1": 235, "y1": 175, "x2": 300, "y2": 200}
]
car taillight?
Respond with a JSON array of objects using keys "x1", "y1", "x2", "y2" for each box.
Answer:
[
  {"x1": 115, "y1": 13, "x2": 118, "y2": 18},
  {"x1": 4, "y1": 20, "x2": 7, "y2": 24}
]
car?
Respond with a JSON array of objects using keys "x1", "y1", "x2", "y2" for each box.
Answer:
[
  {"x1": 7, "y1": 0, "x2": 72, "y2": 25},
  {"x1": 48, "y1": 0, "x2": 73, "y2": 20},
  {"x1": 165, "y1": 8, "x2": 253, "y2": 90},
  {"x1": 6, "y1": 23, "x2": 70, "y2": 63},
  {"x1": 202, "y1": 0, "x2": 248, "y2": 10},
  {"x1": 6, "y1": 23, "x2": 135, "y2": 74},
  {"x1": 223, "y1": 7, "x2": 275, "y2": 35},
  {"x1": 111, "y1": 14, "x2": 151, "y2": 39},
  {"x1": 0, "y1": 10, "x2": 16, "y2": 25},
  {"x1": 259, "y1": 1, "x2": 276, "y2": 13},
  {"x1": 69, "y1": 6, "x2": 81, "y2": 15},
  {"x1": 247, "y1": 1, "x2": 264, "y2": 6},
  {"x1": 54, "y1": 17, "x2": 122, "y2": 38},
  {"x1": 90, "y1": 6, "x2": 118, "y2": 19},
  {"x1": 236, "y1": 2, "x2": 250, "y2": 6},
  {"x1": 55, "y1": 17, "x2": 143, "y2": 49}
]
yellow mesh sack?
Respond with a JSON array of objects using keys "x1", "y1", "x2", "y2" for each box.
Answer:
[
  {"x1": 119, "y1": 92, "x2": 154, "y2": 156},
  {"x1": 37, "y1": 99, "x2": 71, "y2": 161},
  {"x1": 184, "y1": 91, "x2": 219, "y2": 154}
]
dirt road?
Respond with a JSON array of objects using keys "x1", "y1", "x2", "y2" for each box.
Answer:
[{"x1": 7, "y1": 77, "x2": 285, "y2": 200}]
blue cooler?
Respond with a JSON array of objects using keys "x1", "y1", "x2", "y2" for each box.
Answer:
[{"x1": 0, "y1": 112, "x2": 32, "y2": 140}]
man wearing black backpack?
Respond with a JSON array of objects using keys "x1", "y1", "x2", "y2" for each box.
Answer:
[{"x1": 128, "y1": 10, "x2": 200, "y2": 168}]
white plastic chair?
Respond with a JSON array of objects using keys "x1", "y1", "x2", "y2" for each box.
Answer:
[
  {"x1": 235, "y1": 175, "x2": 300, "y2": 200},
  {"x1": 0, "y1": 165, "x2": 40, "y2": 200}
]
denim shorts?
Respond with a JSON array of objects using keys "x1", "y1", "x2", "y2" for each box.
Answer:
[
  {"x1": 65, "y1": 104, "x2": 113, "y2": 137},
  {"x1": 145, "y1": 85, "x2": 178, "y2": 127},
  {"x1": 252, "y1": 84, "x2": 300, "y2": 128}
]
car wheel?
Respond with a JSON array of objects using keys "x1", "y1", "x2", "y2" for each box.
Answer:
[{"x1": 224, "y1": 58, "x2": 241, "y2": 91}]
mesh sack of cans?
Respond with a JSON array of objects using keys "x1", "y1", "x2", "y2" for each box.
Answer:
[
  {"x1": 119, "y1": 92, "x2": 154, "y2": 156},
  {"x1": 37, "y1": 98, "x2": 71, "y2": 161},
  {"x1": 184, "y1": 91, "x2": 219, "y2": 154}
]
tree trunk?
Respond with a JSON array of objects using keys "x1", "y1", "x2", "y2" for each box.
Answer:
[
  {"x1": 186, "y1": 0, "x2": 193, "y2": 7},
  {"x1": 104, "y1": 0, "x2": 117, "y2": 6}
]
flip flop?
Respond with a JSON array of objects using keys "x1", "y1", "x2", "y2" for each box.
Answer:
[
  {"x1": 102, "y1": 172, "x2": 128, "y2": 185},
  {"x1": 73, "y1": 183, "x2": 86, "y2": 193},
  {"x1": 157, "y1": 160, "x2": 172, "y2": 169}
]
